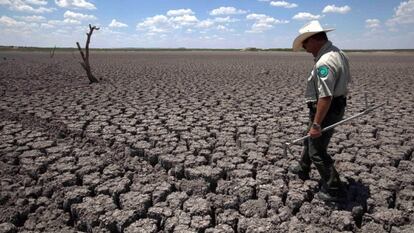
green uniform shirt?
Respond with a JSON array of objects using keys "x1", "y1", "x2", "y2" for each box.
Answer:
[{"x1": 305, "y1": 41, "x2": 351, "y2": 103}]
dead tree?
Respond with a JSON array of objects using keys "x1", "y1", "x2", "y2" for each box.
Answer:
[
  {"x1": 50, "y1": 45, "x2": 56, "y2": 58},
  {"x1": 76, "y1": 24, "x2": 100, "y2": 84}
]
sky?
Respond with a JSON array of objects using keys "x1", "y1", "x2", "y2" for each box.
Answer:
[{"x1": 1, "y1": 0, "x2": 414, "y2": 49}]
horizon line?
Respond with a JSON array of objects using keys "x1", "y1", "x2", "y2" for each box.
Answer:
[{"x1": 1, "y1": 45, "x2": 414, "y2": 52}]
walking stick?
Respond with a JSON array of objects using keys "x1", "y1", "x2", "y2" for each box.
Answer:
[{"x1": 283, "y1": 101, "x2": 386, "y2": 157}]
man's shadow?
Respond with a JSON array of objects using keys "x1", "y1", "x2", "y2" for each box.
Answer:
[{"x1": 324, "y1": 177, "x2": 370, "y2": 228}]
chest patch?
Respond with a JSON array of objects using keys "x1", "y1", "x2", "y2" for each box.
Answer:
[{"x1": 317, "y1": 65, "x2": 329, "y2": 78}]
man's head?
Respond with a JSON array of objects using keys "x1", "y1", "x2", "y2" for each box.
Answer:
[
  {"x1": 302, "y1": 32, "x2": 328, "y2": 55},
  {"x1": 292, "y1": 20, "x2": 334, "y2": 54}
]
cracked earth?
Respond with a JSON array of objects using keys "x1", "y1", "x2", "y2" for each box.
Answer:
[{"x1": 0, "y1": 51, "x2": 413, "y2": 233}]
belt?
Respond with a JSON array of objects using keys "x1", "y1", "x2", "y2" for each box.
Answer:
[{"x1": 307, "y1": 96, "x2": 346, "y2": 109}]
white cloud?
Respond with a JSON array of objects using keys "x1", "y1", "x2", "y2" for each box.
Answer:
[
  {"x1": 40, "y1": 22, "x2": 54, "y2": 28},
  {"x1": 25, "y1": 0, "x2": 47, "y2": 5},
  {"x1": 270, "y1": 1, "x2": 298, "y2": 9},
  {"x1": 64, "y1": 10, "x2": 97, "y2": 21},
  {"x1": 15, "y1": 5, "x2": 53, "y2": 13},
  {"x1": 292, "y1": 12, "x2": 322, "y2": 21},
  {"x1": 194, "y1": 17, "x2": 238, "y2": 29},
  {"x1": 386, "y1": 0, "x2": 414, "y2": 26},
  {"x1": 137, "y1": 8, "x2": 204, "y2": 33},
  {"x1": 210, "y1": 6, "x2": 247, "y2": 16},
  {"x1": 0, "y1": 15, "x2": 41, "y2": 34},
  {"x1": 246, "y1": 14, "x2": 273, "y2": 22},
  {"x1": 199, "y1": 34, "x2": 224, "y2": 40},
  {"x1": 213, "y1": 16, "x2": 239, "y2": 23},
  {"x1": 137, "y1": 15, "x2": 171, "y2": 33},
  {"x1": 366, "y1": 19, "x2": 381, "y2": 28},
  {"x1": 136, "y1": 8, "x2": 204, "y2": 34},
  {"x1": 109, "y1": 19, "x2": 128, "y2": 28},
  {"x1": 364, "y1": 19, "x2": 384, "y2": 35},
  {"x1": 62, "y1": 18, "x2": 80, "y2": 24},
  {"x1": 167, "y1": 9, "x2": 194, "y2": 16},
  {"x1": 55, "y1": 0, "x2": 96, "y2": 10},
  {"x1": 16, "y1": 15, "x2": 46, "y2": 22},
  {"x1": 46, "y1": 18, "x2": 80, "y2": 26},
  {"x1": 246, "y1": 13, "x2": 289, "y2": 33},
  {"x1": 322, "y1": 5, "x2": 351, "y2": 14},
  {"x1": 216, "y1": 25, "x2": 234, "y2": 32},
  {"x1": 170, "y1": 14, "x2": 198, "y2": 27},
  {"x1": 0, "y1": 15, "x2": 26, "y2": 27},
  {"x1": 0, "y1": 0, "x2": 54, "y2": 13},
  {"x1": 217, "y1": 25, "x2": 226, "y2": 30},
  {"x1": 196, "y1": 19, "x2": 214, "y2": 28}
]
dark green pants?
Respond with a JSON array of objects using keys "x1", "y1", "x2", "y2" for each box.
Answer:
[{"x1": 299, "y1": 102, "x2": 345, "y2": 192}]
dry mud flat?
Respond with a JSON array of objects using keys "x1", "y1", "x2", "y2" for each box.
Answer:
[{"x1": 0, "y1": 51, "x2": 413, "y2": 233}]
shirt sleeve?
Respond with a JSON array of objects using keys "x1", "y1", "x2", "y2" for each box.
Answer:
[{"x1": 316, "y1": 64, "x2": 336, "y2": 98}]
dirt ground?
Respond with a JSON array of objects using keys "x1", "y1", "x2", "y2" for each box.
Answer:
[{"x1": 0, "y1": 51, "x2": 413, "y2": 233}]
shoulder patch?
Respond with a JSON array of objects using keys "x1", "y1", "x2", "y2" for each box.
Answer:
[{"x1": 317, "y1": 65, "x2": 329, "y2": 78}]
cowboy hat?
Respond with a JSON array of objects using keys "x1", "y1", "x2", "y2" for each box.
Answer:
[{"x1": 292, "y1": 20, "x2": 335, "y2": 52}]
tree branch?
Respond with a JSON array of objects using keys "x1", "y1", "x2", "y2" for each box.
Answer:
[
  {"x1": 76, "y1": 42, "x2": 86, "y2": 62},
  {"x1": 76, "y1": 24, "x2": 100, "y2": 84}
]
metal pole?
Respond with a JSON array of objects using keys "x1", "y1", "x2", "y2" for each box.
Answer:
[{"x1": 284, "y1": 102, "x2": 385, "y2": 156}]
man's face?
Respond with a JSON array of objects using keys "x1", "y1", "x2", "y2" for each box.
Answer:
[
  {"x1": 302, "y1": 37, "x2": 314, "y2": 53},
  {"x1": 302, "y1": 36, "x2": 323, "y2": 56}
]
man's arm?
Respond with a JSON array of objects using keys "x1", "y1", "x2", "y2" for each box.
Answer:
[{"x1": 309, "y1": 96, "x2": 332, "y2": 138}]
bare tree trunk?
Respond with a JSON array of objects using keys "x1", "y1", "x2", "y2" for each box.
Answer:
[
  {"x1": 50, "y1": 45, "x2": 56, "y2": 58},
  {"x1": 76, "y1": 24, "x2": 100, "y2": 84}
]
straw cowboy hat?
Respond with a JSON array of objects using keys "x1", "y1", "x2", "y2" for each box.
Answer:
[{"x1": 292, "y1": 20, "x2": 335, "y2": 52}]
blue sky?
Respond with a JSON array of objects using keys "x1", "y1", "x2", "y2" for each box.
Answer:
[{"x1": 1, "y1": 0, "x2": 413, "y2": 49}]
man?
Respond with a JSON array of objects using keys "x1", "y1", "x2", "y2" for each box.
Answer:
[{"x1": 290, "y1": 20, "x2": 351, "y2": 202}]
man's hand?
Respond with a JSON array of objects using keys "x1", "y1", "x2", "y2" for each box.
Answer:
[
  {"x1": 309, "y1": 127, "x2": 322, "y2": 138},
  {"x1": 310, "y1": 96, "x2": 332, "y2": 138}
]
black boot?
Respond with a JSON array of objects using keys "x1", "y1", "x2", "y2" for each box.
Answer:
[
  {"x1": 316, "y1": 183, "x2": 347, "y2": 202},
  {"x1": 289, "y1": 164, "x2": 310, "y2": 180}
]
